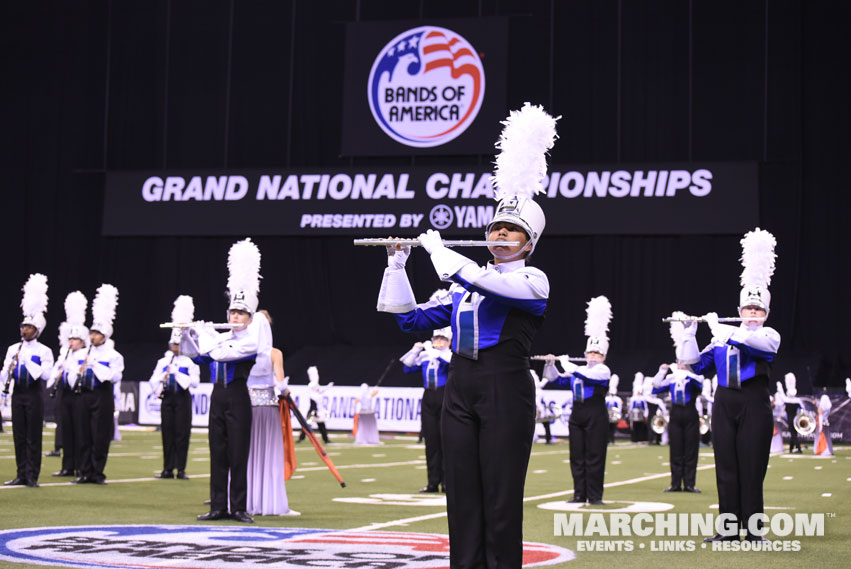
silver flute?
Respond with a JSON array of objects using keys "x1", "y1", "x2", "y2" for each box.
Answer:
[
  {"x1": 530, "y1": 355, "x2": 588, "y2": 362},
  {"x1": 159, "y1": 322, "x2": 241, "y2": 329},
  {"x1": 661, "y1": 316, "x2": 766, "y2": 323},
  {"x1": 353, "y1": 238, "x2": 520, "y2": 247}
]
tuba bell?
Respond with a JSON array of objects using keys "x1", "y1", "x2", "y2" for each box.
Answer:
[
  {"x1": 699, "y1": 414, "x2": 711, "y2": 435},
  {"x1": 651, "y1": 408, "x2": 668, "y2": 435},
  {"x1": 793, "y1": 409, "x2": 816, "y2": 436}
]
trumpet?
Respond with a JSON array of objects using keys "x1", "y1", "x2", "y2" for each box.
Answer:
[
  {"x1": 651, "y1": 409, "x2": 668, "y2": 434},
  {"x1": 353, "y1": 238, "x2": 521, "y2": 247},
  {"x1": 536, "y1": 402, "x2": 563, "y2": 424},
  {"x1": 793, "y1": 409, "x2": 816, "y2": 436},
  {"x1": 608, "y1": 406, "x2": 622, "y2": 423},
  {"x1": 662, "y1": 316, "x2": 766, "y2": 323},
  {"x1": 530, "y1": 355, "x2": 588, "y2": 362},
  {"x1": 699, "y1": 414, "x2": 711, "y2": 435}
]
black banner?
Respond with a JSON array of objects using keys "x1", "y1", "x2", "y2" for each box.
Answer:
[
  {"x1": 102, "y1": 162, "x2": 758, "y2": 236},
  {"x1": 340, "y1": 18, "x2": 508, "y2": 156}
]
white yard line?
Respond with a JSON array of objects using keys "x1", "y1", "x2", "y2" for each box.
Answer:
[{"x1": 351, "y1": 463, "x2": 718, "y2": 531}]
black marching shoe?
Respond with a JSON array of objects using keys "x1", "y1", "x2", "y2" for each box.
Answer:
[
  {"x1": 440, "y1": 484, "x2": 446, "y2": 493},
  {"x1": 588, "y1": 499, "x2": 605, "y2": 505},
  {"x1": 567, "y1": 496, "x2": 586, "y2": 503},
  {"x1": 91, "y1": 476, "x2": 107, "y2": 485},
  {"x1": 176, "y1": 470, "x2": 189, "y2": 480},
  {"x1": 663, "y1": 486, "x2": 682, "y2": 492},
  {"x1": 45, "y1": 450, "x2": 61, "y2": 457},
  {"x1": 155, "y1": 470, "x2": 174, "y2": 479},
  {"x1": 197, "y1": 510, "x2": 229, "y2": 521},
  {"x1": 52, "y1": 469, "x2": 75, "y2": 477},
  {"x1": 745, "y1": 534, "x2": 768, "y2": 542},
  {"x1": 72, "y1": 476, "x2": 91, "y2": 484},
  {"x1": 683, "y1": 487, "x2": 701, "y2": 493},
  {"x1": 26, "y1": 479, "x2": 40, "y2": 488},
  {"x1": 704, "y1": 533, "x2": 739, "y2": 542},
  {"x1": 4, "y1": 477, "x2": 26, "y2": 486},
  {"x1": 230, "y1": 511, "x2": 254, "y2": 523},
  {"x1": 419, "y1": 485, "x2": 439, "y2": 493}
]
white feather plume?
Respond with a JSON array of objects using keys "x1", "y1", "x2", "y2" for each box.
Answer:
[
  {"x1": 740, "y1": 228, "x2": 776, "y2": 289},
  {"x1": 59, "y1": 291, "x2": 87, "y2": 347},
  {"x1": 21, "y1": 273, "x2": 48, "y2": 317},
  {"x1": 171, "y1": 295, "x2": 195, "y2": 324},
  {"x1": 669, "y1": 310, "x2": 687, "y2": 348},
  {"x1": 492, "y1": 102, "x2": 559, "y2": 201},
  {"x1": 92, "y1": 284, "x2": 119, "y2": 326},
  {"x1": 228, "y1": 238, "x2": 262, "y2": 296},
  {"x1": 584, "y1": 296, "x2": 612, "y2": 339}
]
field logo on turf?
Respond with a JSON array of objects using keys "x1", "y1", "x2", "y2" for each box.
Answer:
[{"x1": 0, "y1": 525, "x2": 575, "y2": 567}]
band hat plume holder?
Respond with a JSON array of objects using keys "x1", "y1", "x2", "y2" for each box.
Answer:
[
  {"x1": 20, "y1": 273, "x2": 49, "y2": 336},
  {"x1": 487, "y1": 103, "x2": 559, "y2": 255},
  {"x1": 739, "y1": 228, "x2": 777, "y2": 314},
  {"x1": 227, "y1": 238, "x2": 261, "y2": 314}
]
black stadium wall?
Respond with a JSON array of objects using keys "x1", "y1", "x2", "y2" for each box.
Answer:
[{"x1": 0, "y1": 0, "x2": 848, "y2": 394}]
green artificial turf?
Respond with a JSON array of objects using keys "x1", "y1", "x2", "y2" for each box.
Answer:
[{"x1": 0, "y1": 426, "x2": 848, "y2": 568}]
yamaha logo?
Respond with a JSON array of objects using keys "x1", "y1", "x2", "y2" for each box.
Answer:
[
  {"x1": 0, "y1": 526, "x2": 574, "y2": 568},
  {"x1": 367, "y1": 26, "x2": 485, "y2": 148}
]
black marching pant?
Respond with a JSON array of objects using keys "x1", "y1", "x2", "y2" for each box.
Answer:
[
  {"x1": 712, "y1": 377, "x2": 773, "y2": 531},
  {"x1": 569, "y1": 394, "x2": 608, "y2": 501},
  {"x1": 421, "y1": 385, "x2": 445, "y2": 488},
  {"x1": 608, "y1": 422, "x2": 617, "y2": 444},
  {"x1": 59, "y1": 387, "x2": 78, "y2": 473},
  {"x1": 631, "y1": 420, "x2": 647, "y2": 442},
  {"x1": 441, "y1": 354, "x2": 535, "y2": 569},
  {"x1": 298, "y1": 399, "x2": 330, "y2": 443},
  {"x1": 12, "y1": 381, "x2": 44, "y2": 482},
  {"x1": 161, "y1": 388, "x2": 193, "y2": 472},
  {"x1": 76, "y1": 382, "x2": 114, "y2": 481},
  {"x1": 785, "y1": 403, "x2": 801, "y2": 451},
  {"x1": 209, "y1": 379, "x2": 252, "y2": 513},
  {"x1": 668, "y1": 403, "x2": 699, "y2": 489}
]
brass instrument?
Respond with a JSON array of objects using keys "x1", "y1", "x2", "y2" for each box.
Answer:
[
  {"x1": 608, "y1": 405, "x2": 622, "y2": 423},
  {"x1": 650, "y1": 408, "x2": 669, "y2": 435},
  {"x1": 699, "y1": 414, "x2": 711, "y2": 435},
  {"x1": 353, "y1": 238, "x2": 520, "y2": 248},
  {"x1": 793, "y1": 408, "x2": 816, "y2": 436},
  {"x1": 536, "y1": 402, "x2": 563, "y2": 424}
]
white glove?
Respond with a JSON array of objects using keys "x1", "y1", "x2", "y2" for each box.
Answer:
[
  {"x1": 702, "y1": 312, "x2": 722, "y2": 336},
  {"x1": 418, "y1": 229, "x2": 444, "y2": 255},
  {"x1": 682, "y1": 319, "x2": 697, "y2": 337},
  {"x1": 658, "y1": 363, "x2": 670, "y2": 375},
  {"x1": 385, "y1": 243, "x2": 411, "y2": 270},
  {"x1": 846, "y1": 378, "x2": 851, "y2": 398}
]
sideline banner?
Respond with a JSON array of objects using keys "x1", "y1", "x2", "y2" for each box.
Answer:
[{"x1": 103, "y1": 162, "x2": 758, "y2": 236}]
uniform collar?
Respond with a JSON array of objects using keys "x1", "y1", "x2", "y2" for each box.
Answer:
[{"x1": 487, "y1": 259, "x2": 526, "y2": 273}]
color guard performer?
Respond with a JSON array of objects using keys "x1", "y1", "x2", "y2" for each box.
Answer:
[
  {"x1": 297, "y1": 366, "x2": 332, "y2": 444},
  {"x1": 354, "y1": 382, "x2": 380, "y2": 445},
  {"x1": 400, "y1": 323, "x2": 452, "y2": 491},
  {"x1": 186, "y1": 238, "x2": 262, "y2": 523},
  {"x1": 47, "y1": 291, "x2": 88, "y2": 477},
  {"x1": 678, "y1": 228, "x2": 780, "y2": 542},
  {"x1": 2, "y1": 274, "x2": 53, "y2": 487},
  {"x1": 74, "y1": 284, "x2": 124, "y2": 485},
  {"x1": 543, "y1": 296, "x2": 612, "y2": 505},
  {"x1": 151, "y1": 296, "x2": 200, "y2": 480},
  {"x1": 814, "y1": 390, "x2": 833, "y2": 457},
  {"x1": 377, "y1": 103, "x2": 556, "y2": 568}
]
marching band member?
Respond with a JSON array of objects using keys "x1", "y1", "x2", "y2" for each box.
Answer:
[
  {"x1": 679, "y1": 228, "x2": 780, "y2": 542},
  {"x1": 2, "y1": 274, "x2": 53, "y2": 487},
  {"x1": 653, "y1": 313, "x2": 704, "y2": 492},
  {"x1": 696, "y1": 378, "x2": 714, "y2": 446},
  {"x1": 75, "y1": 284, "x2": 124, "y2": 485},
  {"x1": 297, "y1": 366, "x2": 332, "y2": 444},
  {"x1": 377, "y1": 103, "x2": 556, "y2": 568},
  {"x1": 814, "y1": 390, "x2": 833, "y2": 457},
  {"x1": 628, "y1": 373, "x2": 649, "y2": 442},
  {"x1": 605, "y1": 374, "x2": 623, "y2": 444},
  {"x1": 246, "y1": 310, "x2": 298, "y2": 516},
  {"x1": 150, "y1": 296, "x2": 200, "y2": 480},
  {"x1": 400, "y1": 322, "x2": 451, "y2": 491},
  {"x1": 47, "y1": 292, "x2": 87, "y2": 477},
  {"x1": 543, "y1": 296, "x2": 612, "y2": 505},
  {"x1": 532, "y1": 369, "x2": 554, "y2": 445},
  {"x1": 778, "y1": 373, "x2": 802, "y2": 453},
  {"x1": 354, "y1": 382, "x2": 380, "y2": 445},
  {"x1": 644, "y1": 375, "x2": 665, "y2": 445},
  {"x1": 186, "y1": 238, "x2": 262, "y2": 523}
]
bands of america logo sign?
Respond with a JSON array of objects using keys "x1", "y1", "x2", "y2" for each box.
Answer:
[
  {"x1": 367, "y1": 26, "x2": 485, "y2": 148},
  {"x1": 0, "y1": 525, "x2": 575, "y2": 568}
]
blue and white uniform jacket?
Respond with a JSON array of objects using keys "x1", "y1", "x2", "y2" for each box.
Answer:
[
  {"x1": 79, "y1": 342, "x2": 124, "y2": 390},
  {"x1": 183, "y1": 325, "x2": 258, "y2": 386},
  {"x1": 400, "y1": 342, "x2": 451, "y2": 389},
  {"x1": 378, "y1": 247, "x2": 549, "y2": 361},
  {"x1": 1, "y1": 339, "x2": 54, "y2": 391},
  {"x1": 651, "y1": 367, "x2": 704, "y2": 406},
  {"x1": 678, "y1": 324, "x2": 780, "y2": 389},
  {"x1": 542, "y1": 359, "x2": 611, "y2": 404},
  {"x1": 149, "y1": 352, "x2": 200, "y2": 394}
]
